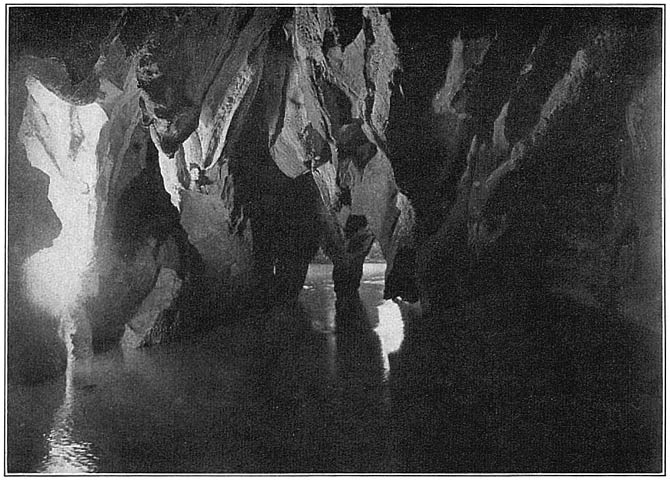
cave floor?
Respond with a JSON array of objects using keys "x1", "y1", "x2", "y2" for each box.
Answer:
[{"x1": 7, "y1": 263, "x2": 410, "y2": 473}]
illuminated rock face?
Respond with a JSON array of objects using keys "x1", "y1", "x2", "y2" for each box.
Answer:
[
  {"x1": 133, "y1": 7, "x2": 414, "y2": 301},
  {"x1": 10, "y1": 55, "x2": 153, "y2": 368},
  {"x1": 254, "y1": 7, "x2": 412, "y2": 298},
  {"x1": 8, "y1": 37, "x2": 184, "y2": 378},
  {"x1": 8, "y1": 8, "x2": 662, "y2": 385},
  {"x1": 8, "y1": 7, "x2": 412, "y2": 380},
  {"x1": 9, "y1": 70, "x2": 111, "y2": 383},
  {"x1": 19, "y1": 77, "x2": 105, "y2": 321},
  {"x1": 135, "y1": 9, "x2": 278, "y2": 297}
]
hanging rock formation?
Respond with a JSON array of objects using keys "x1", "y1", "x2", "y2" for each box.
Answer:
[
  {"x1": 385, "y1": 9, "x2": 662, "y2": 472},
  {"x1": 131, "y1": 6, "x2": 412, "y2": 302},
  {"x1": 386, "y1": 9, "x2": 663, "y2": 321},
  {"x1": 7, "y1": 7, "x2": 662, "y2": 388},
  {"x1": 8, "y1": 43, "x2": 158, "y2": 380},
  {"x1": 7, "y1": 5, "x2": 663, "y2": 472},
  {"x1": 8, "y1": 6, "x2": 413, "y2": 382}
]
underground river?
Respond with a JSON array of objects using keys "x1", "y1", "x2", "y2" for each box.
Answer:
[{"x1": 7, "y1": 263, "x2": 416, "y2": 473}]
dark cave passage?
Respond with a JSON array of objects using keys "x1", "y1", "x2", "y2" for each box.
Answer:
[{"x1": 6, "y1": 6, "x2": 663, "y2": 474}]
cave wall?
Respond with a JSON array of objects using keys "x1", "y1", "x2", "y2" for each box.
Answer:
[
  {"x1": 386, "y1": 10, "x2": 662, "y2": 471},
  {"x1": 8, "y1": 7, "x2": 662, "y2": 384},
  {"x1": 7, "y1": 59, "x2": 67, "y2": 384},
  {"x1": 131, "y1": 6, "x2": 413, "y2": 300},
  {"x1": 8, "y1": 6, "x2": 414, "y2": 381},
  {"x1": 388, "y1": 8, "x2": 662, "y2": 323},
  {"x1": 619, "y1": 62, "x2": 663, "y2": 330},
  {"x1": 7, "y1": 19, "x2": 209, "y2": 379},
  {"x1": 7, "y1": 45, "x2": 166, "y2": 373}
]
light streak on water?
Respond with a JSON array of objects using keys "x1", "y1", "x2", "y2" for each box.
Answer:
[
  {"x1": 38, "y1": 362, "x2": 99, "y2": 473},
  {"x1": 374, "y1": 300, "x2": 406, "y2": 378}
]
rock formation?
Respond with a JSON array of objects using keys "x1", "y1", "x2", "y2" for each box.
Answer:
[
  {"x1": 385, "y1": 9, "x2": 662, "y2": 322},
  {"x1": 7, "y1": 4, "x2": 663, "y2": 472},
  {"x1": 7, "y1": 7, "x2": 662, "y2": 391},
  {"x1": 8, "y1": 7, "x2": 413, "y2": 381},
  {"x1": 386, "y1": 8, "x2": 662, "y2": 472}
]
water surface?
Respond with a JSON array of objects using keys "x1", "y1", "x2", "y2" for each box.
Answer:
[{"x1": 7, "y1": 263, "x2": 410, "y2": 473}]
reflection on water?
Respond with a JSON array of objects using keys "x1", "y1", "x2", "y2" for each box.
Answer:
[
  {"x1": 39, "y1": 362, "x2": 99, "y2": 473},
  {"x1": 374, "y1": 300, "x2": 407, "y2": 378},
  {"x1": 12, "y1": 263, "x2": 657, "y2": 472},
  {"x1": 324, "y1": 332, "x2": 338, "y2": 380},
  {"x1": 8, "y1": 263, "x2": 408, "y2": 473},
  {"x1": 302, "y1": 263, "x2": 414, "y2": 380}
]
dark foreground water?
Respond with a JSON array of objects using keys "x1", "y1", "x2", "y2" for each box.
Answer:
[
  {"x1": 7, "y1": 263, "x2": 662, "y2": 473},
  {"x1": 7, "y1": 264, "x2": 414, "y2": 473}
]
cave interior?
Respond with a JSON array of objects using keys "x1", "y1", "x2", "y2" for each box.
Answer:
[{"x1": 6, "y1": 6, "x2": 664, "y2": 474}]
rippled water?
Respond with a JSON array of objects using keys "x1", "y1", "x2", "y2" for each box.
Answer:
[
  {"x1": 39, "y1": 365, "x2": 100, "y2": 473},
  {"x1": 7, "y1": 263, "x2": 416, "y2": 473}
]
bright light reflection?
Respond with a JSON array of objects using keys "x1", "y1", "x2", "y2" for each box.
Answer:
[
  {"x1": 374, "y1": 300, "x2": 406, "y2": 378},
  {"x1": 38, "y1": 362, "x2": 99, "y2": 473}
]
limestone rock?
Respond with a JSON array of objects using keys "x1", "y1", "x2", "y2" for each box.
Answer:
[
  {"x1": 413, "y1": 11, "x2": 662, "y2": 317},
  {"x1": 9, "y1": 35, "x2": 187, "y2": 363},
  {"x1": 133, "y1": 7, "x2": 411, "y2": 300},
  {"x1": 179, "y1": 190, "x2": 254, "y2": 285},
  {"x1": 122, "y1": 267, "x2": 182, "y2": 349},
  {"x1": 18, "y1": 74, "x2": 107, "y2": 355},
  {"x1": 11, "y1": 9, "x2": 661, "y2": 383}
]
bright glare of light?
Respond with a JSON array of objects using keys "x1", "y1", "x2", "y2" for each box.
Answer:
[
  {"x1": 374, "y1": 299, "x2": 406, "y2": 377},
  {"x1": 19, "y1": 77, "x2": 108, "y2": 318},
  {"x1": 23, "y1": 242, "x2": 93, "y2": 318}
]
